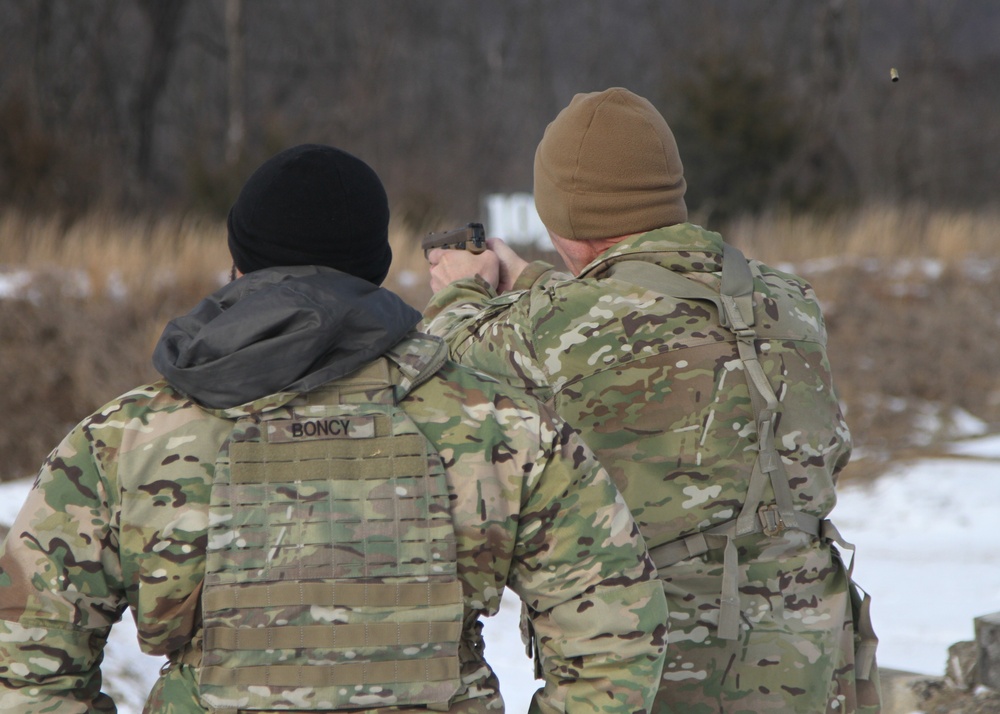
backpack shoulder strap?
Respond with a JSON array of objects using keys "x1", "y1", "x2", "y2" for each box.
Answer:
[{"x1": 611, "y1": 245, "x2": 805, "y2": 640}]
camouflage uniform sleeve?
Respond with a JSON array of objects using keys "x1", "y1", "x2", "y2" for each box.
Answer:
[
  {"x1": 423, "y1": 277, "x2": 555, "y2": 403},
  {"x1": 510, "y1": 410, "x2": 667, "y2": 714},
  {"x1": 422, "y1": 276, "x2": 499, "y2": 334},
  {"x1": 510, "y1": 260, "x2": 559, "y2": 291},
  {"x1": 0, "y1": 419, "x2": 126, "y2": 714}
]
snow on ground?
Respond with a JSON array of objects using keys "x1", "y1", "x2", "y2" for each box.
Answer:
[
  {"x1": 2, "y1": 437, "x2": 1000, "y2": 712},
  {"x1": 0, "y1": 270, "x2": 34, "y2": 299}
]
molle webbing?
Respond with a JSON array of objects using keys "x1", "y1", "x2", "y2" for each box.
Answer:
[
  {"x1": 200, "y1": 353, "x2": 462, "y2": 711},
  {"x1": 204, "y1": 621, "x2": 462, "y2": 652},
  {"x1": 202, "y1": 580, "x2": 460, "y2": 610},
  {"x1": 200, "y1": 657, "x2": 458, "y2": 689}
]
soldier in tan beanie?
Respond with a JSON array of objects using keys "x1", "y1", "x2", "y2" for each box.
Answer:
[
  {"x1": 533, "y1": 87, "x2": 688, "y2": 241},
  {"x1": 425, "y1": 88, "x2": 881, "y2": 713},
  {"x1": 427, "y1": 87, "x2": 690, "y2": 289}
]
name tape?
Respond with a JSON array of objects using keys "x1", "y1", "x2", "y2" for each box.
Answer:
[{"x1": 266, "y1": 416, "x2": 376, "y2": 442}]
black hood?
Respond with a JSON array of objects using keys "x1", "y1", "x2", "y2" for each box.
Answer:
[{"x1": 153, "y1": 266, "x2": 421, "y2": 409}]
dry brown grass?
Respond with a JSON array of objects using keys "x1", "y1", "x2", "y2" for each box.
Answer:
[
  {"x1": 728, "y1": 203, "x2": 1000, "y2": 264},
  {"x1": 0, "y1": 210, "x2": 231, "y2": 310},
  {"x1": 1, "y1": 204, "x2": 998, "y2": 482}
]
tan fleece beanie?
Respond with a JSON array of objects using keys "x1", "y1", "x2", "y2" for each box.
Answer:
[{"x1": 533, "y1": 87, "x2": 688, "y2": 240}]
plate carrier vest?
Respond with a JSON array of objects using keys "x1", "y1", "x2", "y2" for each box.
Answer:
[{"x1": 199, "y1": 339, "x2": 463, "y2": 711}]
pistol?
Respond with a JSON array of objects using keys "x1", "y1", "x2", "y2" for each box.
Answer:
[{"x1": 422, "y1": 222, "x2": 487, "y2": 259}]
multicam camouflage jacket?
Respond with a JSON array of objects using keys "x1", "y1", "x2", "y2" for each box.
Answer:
[
  {"x1": 424, "y1": 225, "x2": 881, "y2": 713},
  {"x1": 0, "y1": 266, "x2": 667, "y2": 714}
]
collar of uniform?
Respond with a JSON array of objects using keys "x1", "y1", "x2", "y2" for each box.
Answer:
[{"x1": 577, "y1": 223, "x2": 726, "y2": 279}]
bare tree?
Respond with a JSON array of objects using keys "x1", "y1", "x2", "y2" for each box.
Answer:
[
  {"x1": 224, "y1": 0, "x2": 245, "y2": 165},
  {"x1": 0, "y1": 0, "x2": 997, "y2": 217},
  {"x1": 133, "y1": 0, "x2": 188, "y2": 182}
]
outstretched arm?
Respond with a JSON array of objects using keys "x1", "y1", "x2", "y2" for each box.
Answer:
[{"x1": 422, "y1": 240, "x2": 559, "y2": 403}]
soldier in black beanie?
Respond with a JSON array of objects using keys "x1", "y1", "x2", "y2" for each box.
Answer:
[
  {"x1": 0, "y1": 137, "x2": 669, "y2": 714},
  {"x1": 227, "y1": 143, "x2": 393, "y2": 285},
  {"x1": 155, "y1": 142, "x2": 418, "y2": 408}
]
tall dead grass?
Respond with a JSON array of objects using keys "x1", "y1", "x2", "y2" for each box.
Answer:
[
  {"x1": 6, "y1": 202, "x2": 992, "y2": 314},
  {"x1": 727, "y1": 203, "x2": 1000, "y2": 264},
  {"x1": 1, "y1": 204, "x2": 998, "y2": 482},
  {"x1": 0, "y1": 210, "x2": 231, "y2": 306}
]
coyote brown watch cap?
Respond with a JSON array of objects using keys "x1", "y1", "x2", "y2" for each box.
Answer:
[{"x1": 533, "y1": 87, "x2": 688, "y2": 240}]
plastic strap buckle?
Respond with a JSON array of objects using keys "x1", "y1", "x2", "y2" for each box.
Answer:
[{"x1": 758, "y1": 503, "x2": 787, "y2": 536}]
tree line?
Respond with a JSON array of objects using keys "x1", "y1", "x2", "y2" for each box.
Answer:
[{"x1": 0, "y1": 0, "x2": 997, "y2": 230}]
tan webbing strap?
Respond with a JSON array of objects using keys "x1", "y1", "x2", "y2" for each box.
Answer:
[
  {"x1": 648, "y1": 531, "x2": 710, "y2": 568},
  {"x1": 651, "y1": 513, "x2": 875, "y2": 670},
  {"x1": 819, "y1": 519, "x2": 857, "y2": 577},
  {"x1": 718, "y1": 536, "x2": 741, "y2": 638},
  {"x1": 853, "y1": 587, "x2": 879, "y2": 681},
  {"x1": 606, "y1": 244, "x2": 760, "y2": 329},
  {"x1": 650, "y1": 511, "x2": 824, "y2": 641},
  {"x1": 718, "y1": 245, "x2": 798, "y2": 531},
  {"x1": 204, "y1": 621, "x2": 463, "y2": 650},
  {"x1": 819, "y1": 520, "x2": 878, "y2": 680},
  {"x1": 200, "y1": 656, "x2": 460, "y2": 688},
  {"x1": 716, "y1": 250, "x2": 800, "y2": 632},
  {"x1": 230, "y1": 432, "x2": 426, "y2": 482},
  {"x1": 716, "y1": 251, "x2": 796, "y2": 639},
  {"x1": 719, "y1": 242, "x2": 755, "y2": 328},
  {"x1": 204, "y1": 578, "x2": 462, "y2": 611},
  {"x1": 649, "y1": 512, "x2": 823, "y2": 572},
  {"x1": 607, "y1": 259, "x2": 726, "y2": 314}
]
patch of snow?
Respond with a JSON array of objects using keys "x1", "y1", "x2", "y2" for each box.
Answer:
[{"x1": 0, "y1": 269, "x2": 35, "y2": 299}]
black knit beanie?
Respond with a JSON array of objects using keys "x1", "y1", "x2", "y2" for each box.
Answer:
[{"x1": 227, "y1": 144, "x2": 392, "y2": 285}]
